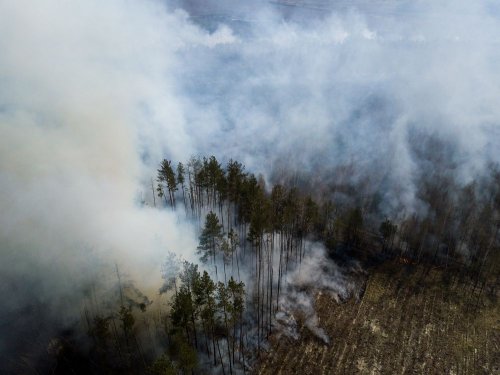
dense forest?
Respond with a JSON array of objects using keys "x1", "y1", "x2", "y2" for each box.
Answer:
[{"x1": 34, "y1": 153, "x2": 499, "y2": 374}]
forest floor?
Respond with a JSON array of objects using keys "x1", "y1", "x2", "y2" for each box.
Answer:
[{"x1": 257, "y1": 261, "x2": 500, "y2": 375}]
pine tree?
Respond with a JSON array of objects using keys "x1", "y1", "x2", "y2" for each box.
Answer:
[
  {"x1": 196, "y1": 271, "x2": 217, "y2": 366},
  {"x1": 177, "y1": 162, "x2": 187, "y2": 210},
  {"x1": 198, "y1": 211, "x2": 223, "y2": 267},
  {"x1": 158, "y1": 159, "x2": 177, "y2": 208},
  {"x1": 227, "y1": 277, "x2": 245, "y2": 367}
]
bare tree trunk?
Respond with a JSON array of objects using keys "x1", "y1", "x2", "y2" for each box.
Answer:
[{"x1": 151, "y1": 178, "x2": 156, "y2": 207}]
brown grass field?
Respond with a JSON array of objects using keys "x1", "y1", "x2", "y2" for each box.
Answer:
[{"x1": 258, "y1": 262, "x2": 500, "y2": 375}]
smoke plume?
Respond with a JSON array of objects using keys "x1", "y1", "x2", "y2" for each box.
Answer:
[{"x1": 276, "y1": 243, "x2": 361, "y2": 344}]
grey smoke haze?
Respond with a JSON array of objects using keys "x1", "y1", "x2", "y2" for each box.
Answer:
[
  {"x1": 277, "y1": 243, "x2": 360, "y2": 344},
  {"x1": 175, "y1": 0, "x2": 500, "y2": 213},
  {"x1": 0, "y1": 0, "x2": 202, "y2": 364},
  {"x1": 1, "y1": 0, "x2": 500, "y2": 369}
]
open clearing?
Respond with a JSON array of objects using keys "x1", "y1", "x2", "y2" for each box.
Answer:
[{"x1": 258, "y1": 262, "x2": 500, "y2": 374}]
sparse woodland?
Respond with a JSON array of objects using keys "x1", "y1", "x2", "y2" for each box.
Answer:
[{"x1": 47, "y1": 153, "x2": 499, "y2": 374}]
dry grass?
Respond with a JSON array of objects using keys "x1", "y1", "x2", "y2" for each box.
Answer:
[{"x1": 257, "y1": 263, "x2": 500, "y2": 375}]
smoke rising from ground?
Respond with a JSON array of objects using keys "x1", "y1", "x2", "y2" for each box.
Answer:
[
  {"x1": 1, "y1": 0, "x2": 500, "y2": 370},
  {"x1": 276, "y1": 244, "x2": 361, "y2": 344}
]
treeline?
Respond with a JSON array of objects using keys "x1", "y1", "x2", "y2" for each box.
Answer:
[{"x1": 155, "y1": 155, "x2": 500, "y2": 297}]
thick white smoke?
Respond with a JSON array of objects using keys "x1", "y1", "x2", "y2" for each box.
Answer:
[
  {"x1": 276, "y1": 244, "x2": 360, "y2": 344},
  {"x1": 0, "y1": 0, "x2": 201, "y2": 362},
  {"x1": 174, "y1": 0, "x2": 500, "y2": 212}
]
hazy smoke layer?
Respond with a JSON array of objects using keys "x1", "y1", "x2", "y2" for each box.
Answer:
[
  {"x1": 0, "y1": 0, "x2": 204, "y2": 366},
  {"x1": 175, "y1": 0, "x2": 500, "y2": 212},
  {"x1": 1, "y1": 0, "x2": 500, "y2": 370},
  {"x1": 277, "y1": 243, "x2": 359, "y2": 344}
]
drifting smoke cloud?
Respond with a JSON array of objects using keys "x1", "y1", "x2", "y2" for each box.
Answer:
[
  {"x1": 174, "y1": 0, "x2": 500, "y2": 212},
  {"x1": 0, "y1": 0, "x2": 203, "y2": 366},
  {"x1": 276, "y1": 244, "x2": 361, "y2": 344},
  {"x1": 1, "y1": 0, "x2": 500, "y2": 370}
]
